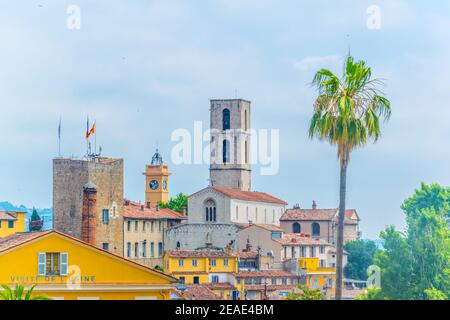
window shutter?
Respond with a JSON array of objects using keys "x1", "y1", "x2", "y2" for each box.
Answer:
[
  {"x1": 38, "y1": 252, "x2": 46, "y2": 276},
  {"x1": 60, "y1": 253, "x2": 68, "y2": 276}
]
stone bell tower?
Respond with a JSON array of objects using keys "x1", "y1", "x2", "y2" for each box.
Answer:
[
  {"x1": 209, "y1": 99, "x2": 251, "y2": 191},
  {"x1": 144, "y1": 149, "x2": 171, "y2": 207}
]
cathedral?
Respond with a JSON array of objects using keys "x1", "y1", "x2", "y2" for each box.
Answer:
[{"x1": 165, "y1": 99, "x2": 287, "y2": 251}]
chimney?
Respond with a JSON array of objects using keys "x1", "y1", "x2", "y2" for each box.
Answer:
[
  {"x1": 141, "y1": 205, "x2": 145, "y2": 211},
  {"x1": 312, "y1": 200, "x2": 317, "y2": 210},
  {"x1": 146, "y1": 201, "x2": 151, "y2": 209},
  {"x1": 81, "y1": 183, "x2": 97, "y2": 246},
  {"x1": 181, "y1": 206, "x2": 187, "y2": 216},
  {"x1": 156, "y1": 204, "x2": 159, "y2": 211},
  {"x1": 124, "y1": 199, "x2": 130, "y2": 206}
]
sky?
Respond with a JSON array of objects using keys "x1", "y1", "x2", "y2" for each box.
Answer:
[{"x1": 0, "y1": 0, "x2": 449, "y2": 239}]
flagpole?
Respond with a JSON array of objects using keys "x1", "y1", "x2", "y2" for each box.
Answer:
[
  {"x1": 58, "y1": 117, "x2": 61, "y2": 157},
  {"x1": 94, "y1": 121, "x2": 97, "y2": 156},
  {"x1": 86, "y1": 116, "x2": 89, "y2": 158}
]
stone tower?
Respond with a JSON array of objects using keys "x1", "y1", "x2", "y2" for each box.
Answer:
[
  {"x1": 144, "y1": 149, "x2": 171, "y2": 207},
  {"x1": 53, "y1": 157, "x2": 124, "y2": 256},
  {"x1": 209, "y1": 99, "x2": 251, "y2": 191}
]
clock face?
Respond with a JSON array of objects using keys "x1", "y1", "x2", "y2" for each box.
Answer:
[
  {"x1": 163, "y1": 180, "x2": 167, "y2": 190},
  {"x1": 150, "y1": 180, "x2": 159, "y2": 190}
]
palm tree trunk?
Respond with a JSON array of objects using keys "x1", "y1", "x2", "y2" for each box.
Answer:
[{"x1": 335, "y1": 161, "x2": 348, "y2": 300}]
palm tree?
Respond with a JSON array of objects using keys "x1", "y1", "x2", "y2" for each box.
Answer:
[
  {"x1": 0, "y1": 284, "x2": 50, "y2": 300},
  {"x1": 309, "y1": 55, "x2": 391, "y2": 300}
]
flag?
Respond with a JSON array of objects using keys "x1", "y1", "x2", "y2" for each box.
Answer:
[
  {"x1": 86, "y1": 121, "x2": 96, "y2": 140},
  {"x1": 86, "y1": 116, "x2": 89, "y2": 139}
]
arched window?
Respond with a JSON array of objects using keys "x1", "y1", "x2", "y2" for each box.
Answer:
[
  {"x1": 293, "y1": 223, "x2": 301, "y2": 234},
  {"x1": 223, "y1": 139, "x2": 230, "y2": 164},
  {"x1": 312, "y1": 223, "x2": 320, "y2": 236},
  {"x1": 233, "y1": 136, "x2": 237, "y2": 164},
  {"x1": 204, "y1": 199, "x2": 216, "y2": 222},
  {"x1": 244, "y1": 109, "x2": 248, "y2": 131},
  {"x1": 223, "y1": 108, "x2": 230, "y2": 130},
  {"x1": 244, "y1": 140, "x2": 248, "y2": 164},
  {"x1": 176, "y1": 241, "x2": 181, "y2": 249}
]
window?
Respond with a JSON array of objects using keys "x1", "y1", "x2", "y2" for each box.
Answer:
[
  {"x1": 150, "y1": 242, "x2": 154, "y2": 257},
  {"x1": 179, "y1": 277, "x2": 185, "y2": 284},
  {"x1": 271, "y1": 278, "x2": 276, "y2": 285},
  {"x1": 210, "y1": 259, "x2": 217, "y2": 267},
  {"x1": 212, "y1": 275, "x2": 219, "y2": 283},
  {"x1": 127, "y1": 221, "x2": 131, "y2": 231},
  {"x1": 244, "y1": 278, "x2": 252, "y2": 285},
  {"x1": 291, "y1": 247, "x2": 296, "y2": 258},
  {"x1": 142, "y1": 221, "x2": 146, "y2": 232},
  {"x1": 293, "y1": 223, "x2": 301, "y2": 234},
  {"x1": 38, "y1": 252, "x2": 68, "y2": 276},
  {"x1": 151, "y1": 221, "x2": 154, "y2": 233},
  {"x1": 271, "y1": 232, "x2": 282, "y2": 239},
  {"x1": 178, "y1": 259, "x2": 184, "y2": 267},
  {"x1": 204, "y1": 199, "x2": 216, "y2": 222},
  {"x1": 127, "y1": 242, "x2": 131, "y2": 258},
  {"x1": 192, "y1": 259, "x2": 198, "y2": 267},
  {"x1": 142, "y1": 241, "x2": 147, "y2": 258},
  {"x1": 158, "y1": 242, "x2": 163, "y2": 257},
  {"x1": 176, "y1": 241, "x2": 181, "y2": 249},
  {"x1": 312, "y1": 223, "x2": 320, "y2": 236},
  {"x1": 193, "y1": 276, "x2": 199, "y2": 284},
  {"x1": 244, "y1": 110, "x2": 248, "y2": 131},
  {"x1": 158, "y1": 221, "x2": 162, "y2": 232},
  {"x1": 223, "y1": 259, "x2": 229, "y2": 267},
  {"x1": 8, "y1": 221, "x2": 14, "y2": 228},
  {"x1": 134, "y1": 243, "x2": 139, "y2": 258},
  {"x1": 222, "y1": 108, "x2": 230, "y2": 130},
  {"x1": 301, "y1": 246, "x2": 306, "y2": 258},
  {"x1": 244, "y1": 140, "x2": 248, "y2": 164},
  {"x1": 223, "y1": 139, "x2": 230, "y2": 164},
  {"x1": 102, "y1": 243, "x2": 109, "y2": 251},
  {"x1": 134, "y1": 221, "x2": 138, "y2": 231},
  {"x1": 311, "y1": 246, "x2": 316, "y2": 258},
  {"x1": 320, "y1": 246, "x2": 325, "y2": 254},
  {"x1": 102, "y1": 209, "x2": 109, "y2": 224},
  {"x1": 320, "y1": 259, "x2": 326, "y2": 268}
]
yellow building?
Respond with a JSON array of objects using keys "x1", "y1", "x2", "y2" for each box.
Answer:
[
  {"x1": 123, "y1": 200, "x2": 186, "y2": 268},
  {"x1": 164, "y1": 249, "x2": 243, "y2": 300},
  {"x1": 144, "y1": 149, "x2": 171, "y2": 206},
  {"x1": 299, "y1": 257, "x2": 336, "y2": 291},
  {"x1": 0, "y1": 210, "x2": 26, "y2": 238},
  {"x1": 0, "y1": 230, "x2": 177, "y2": 300}
]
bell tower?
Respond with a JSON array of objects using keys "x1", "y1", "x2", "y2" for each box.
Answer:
[
  {"x1": 144, "y1": 149, "x2": 171, "y2": 207},
  {"x1": 209, "y1": 99, "x2": 251, "y2": 191}
]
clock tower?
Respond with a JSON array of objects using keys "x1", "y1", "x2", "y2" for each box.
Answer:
[{"x1": 144, "y1": 149, "x2": 171, "y2": 207}]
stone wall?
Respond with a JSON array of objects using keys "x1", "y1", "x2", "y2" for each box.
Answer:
[{"x1": 53, "y1": 158, "x2": 124, "y2": 256}]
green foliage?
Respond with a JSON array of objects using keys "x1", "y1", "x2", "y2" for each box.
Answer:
[
  {"x1": 159, "y1": 193, "x2": 188, "y2": 214},
  {"x1": 355, "y1": 288, "x2": 385, "y2": 300},
  {"x1": 154, "y1": 265, "x2": 164, "y2": 272},
  {"x1": 373, "y1": 183, "x2": 450, "y2": 300},
  {"x1": 286, "y1": 285, "x2": 324, "y2": 300},
  {"x1": 424, "y1": 287, "x2": 447, "y2": 300},
  {"x1": 344, "y1": 239, "x2": 378, "y2": 280},
  {"x1": 309, "y1": 55, "x2": 391, "y2": 165},
  {"x1": 30, "y1": 208, "x2": 41, "y2": 221},
  {"x1": 0, "y1": 284, "x2": 50, "y2": 300}
]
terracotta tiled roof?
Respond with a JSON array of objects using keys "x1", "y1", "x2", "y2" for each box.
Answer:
[
  {"x1": 237, "y1": 251, "x2": 258, "y2": 259},
  {"x1": 0, "y1": 231, "x2": 52, "y2": 252},
  {"x1": 245, "y1": 284, "x2": 297, "y2": 292},
  {"x1": 281, "y1": 208, "x2": 359, "y2": 222},
  {"x1": 273, "y1": 233, "x2": 330, "y2": 246},
  {"x1": 172, "y1": 285, "x2": 221, "y2": 300},
  {"x1": 234, "y1": 270, "x2": 297, "y2": 278},
  {"x1": 204, "y1": 283, "x2": 236, "y2": 290},
  {"x1": 212, "y1": 187, "x2": 287, "y2": 205},
  {"x1": 166, "y1": 249, "x2": 236, "y2": 258},
  {"x1": 123, "y1": 200, "x2": 187, "y2": 220},
  {"x1": 238, "y1": 223, "x2": 283, "y2": 232},
  {"x1": 0, "y1": 211, "x2": 19, "y2": 221}
]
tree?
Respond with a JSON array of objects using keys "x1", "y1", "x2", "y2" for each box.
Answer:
[
  {"x1": 373, "y1": 184, "x2": 450, "y2": 300},
  {"x1": 344, "y1": 239, "x2": 378, "y2": 280},
  {"x1": 0, "y1": 284, "x2": 50, "y2": 300},
  {"x1": 286, "y1": 285, "x2": 324, "y2": 300},
  {"x1": 29, "y1": 208, "x2": 43, "y2": 232},
  {"x1": 309, "y1": 55, "x2": 391, "y2": 299},
  {"x1": 159, "y1": 193, "x2": 188, "y2": 214}
]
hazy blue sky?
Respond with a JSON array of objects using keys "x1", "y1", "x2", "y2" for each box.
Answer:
[{"x1": 0, "y1": 1, "x2": 449, "y2": 238}]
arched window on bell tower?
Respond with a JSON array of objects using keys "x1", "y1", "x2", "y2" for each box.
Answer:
[
  {"x1": 204, "y1": 199, "x2": 217, "y2": 223},
  {"x1": 223, "y1": 139, "x2": 230, "y2": 164},
  {"x1": 223, "y1": 108, "x2": 230, "y2": 130}
]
